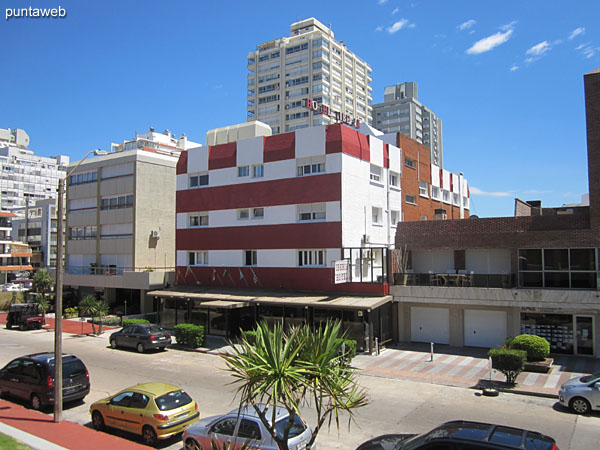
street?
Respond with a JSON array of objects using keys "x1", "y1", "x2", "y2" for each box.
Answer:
[{"x1": 0, "y1": 327, "x2": 598, "y2": 450}]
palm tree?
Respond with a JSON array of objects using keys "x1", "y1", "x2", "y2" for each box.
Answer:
[
  {"x1": 32, "y1": 269, "x2": 54, "y2": 301},
  {"x1": 32, "y1": 296, "x2": 50, "y2": 324},
  {"x1": 95, "y1": 301, "x2": 109, "y2": 334},
  {"x1": 79, "y1": 295, "x2": 100, "y2": 334},
  {"x1": 221, "y1": 321, "x2": 368, "y2": 450}
]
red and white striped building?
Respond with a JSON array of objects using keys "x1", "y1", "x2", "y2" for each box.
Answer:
[{"x1": 174, "y1": 122, "x2": 470, "y2": 295}]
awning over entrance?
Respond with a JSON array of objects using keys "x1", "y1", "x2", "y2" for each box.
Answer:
[{"x1": 147, "y1": 286, "x2": 392, "y2": 311}]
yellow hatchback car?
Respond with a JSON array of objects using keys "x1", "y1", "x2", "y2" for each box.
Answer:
[{"x1": 90, "y1": 382, "x2": 199, "y2": 446}]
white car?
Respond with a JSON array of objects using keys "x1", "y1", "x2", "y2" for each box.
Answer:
[
  {"x1": 3, "y1": 284, "x2": 28, "y2": 292},
  {"x1": 559, "y1": 371, "x2": 600, "y2": 414}
]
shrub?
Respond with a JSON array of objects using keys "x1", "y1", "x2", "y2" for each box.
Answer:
[
  {"x1": 64, "y1": 307, "x2": 79, "y2": 318},
  {"x1": 502, "y1": 336, "x2": 515, "y2": 349},
  {"x1": 123, "y1": 318, "x2": 149, "y2": 328},
  {"x1": 91, "y1": 316, "x2": 122, "y2": 326},
  {"x1": 241, "y1": 330, "x2": 257, "y2": 345},
  {"x1": 488, "y1": 348, "x2": 527, "y2": 385},
  {"x1": 174, "y1": 323, "x2": 205, "y2": 348},
  {"x1": 338, "y1": 338, "x2": 357, "y2": 362},
  {"x1": 510, "y1": 334, "x2": 550, "y2": 362}
]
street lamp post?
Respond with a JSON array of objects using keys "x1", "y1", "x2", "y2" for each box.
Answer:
[{"x1": 54, "y1": 149, "x2": 106, "y2": 423}]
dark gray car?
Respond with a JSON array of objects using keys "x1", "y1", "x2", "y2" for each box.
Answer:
[
  {"x1": 0, "y1": 352, "x2": 90, "y2": 410},
  {"x1": 110, "y1": 324, "x2": 171, "y2": 353}
]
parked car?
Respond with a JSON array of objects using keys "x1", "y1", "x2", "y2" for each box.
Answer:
[
  {"x1": 355, "y1": 420, "x2": 558, "y2": 450},
  {"x1": 3, "y1": 283, "x2": 28, "y2": 292},
  {"x1": 182, "y1": 404, "x2": 315, "y2": 450},
  {"x1": 90, "y1": 382, "x2": 199, "y2": 446},
  {"x1": 5, "y1": 303, "x2": 45, "y2": 330},
  {"x1": 0, "y1": 353, "x2": 90, "y2": 410},
  {"x1": 109, "y1": 323, "x2": 171, "y2": 353},
  {"x1": 558, "y1": 371, "x2": 600, "y2": 414}
]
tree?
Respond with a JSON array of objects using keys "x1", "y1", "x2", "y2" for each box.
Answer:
[
  {"x1": 32, "y1": 269, "x2": 54, "y2": 300},
  {"x1": 221, "y1": 321, "x2": 368, "y2": 450},
  {"x1": 79, "y1": 296, "x2": 109, "y2": 335},
  {"x1": 32, "y1": 296, "x2": 50, "y2": 323}
]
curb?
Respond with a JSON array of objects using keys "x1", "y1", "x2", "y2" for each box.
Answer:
[{"x1": 0, "y1": 421, "x2": 68, "y2": 450}]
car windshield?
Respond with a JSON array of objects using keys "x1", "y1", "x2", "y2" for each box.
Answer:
[
  {"x1": 146, "y1": 326, "x2": 165, "y2": 333},
  {"x1": 155, "y1": 389, "x2": 192, "y2": 411},
  {"x1": 580, "y1": 371, "x2": 600, "y2": 383},
  {"x1": 274, "y1": 413, "x2": 306, "y2": 440}
]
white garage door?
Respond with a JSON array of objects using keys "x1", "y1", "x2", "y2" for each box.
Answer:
[
  {"x1": 411, "y1": 307, "x2": 450, "y2": 344},
  {"x1": 464, "y1": 309, "x2": 507, "y2": 348}
]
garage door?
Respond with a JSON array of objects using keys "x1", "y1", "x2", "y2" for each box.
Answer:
[
  {"x1": 464, "y1": 309, "x2": 507, "y2": 348},
  {"x1": 411, "y1": 307, "x2": 450, "y2": 344}
]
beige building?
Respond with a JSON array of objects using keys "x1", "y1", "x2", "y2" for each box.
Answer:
[
  {"x1": 247, "y1": 18, "x2": 373, "y2": 134},
  {"x1": 64, "y1": 129, "x2": 200, "y2": 315}
]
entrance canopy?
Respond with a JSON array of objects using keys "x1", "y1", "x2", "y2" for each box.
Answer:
[{"x1": 147, "y1": 286, "x2": 392, "y2": 311}]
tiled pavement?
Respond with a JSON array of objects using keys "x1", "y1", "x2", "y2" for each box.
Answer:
[{"x1": 354, "y1": 344, "x2": 600, "y2": 397}]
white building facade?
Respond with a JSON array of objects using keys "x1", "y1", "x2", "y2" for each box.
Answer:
[{"x1": 247, "y1": 18, "x2": 373, "y2": 134}]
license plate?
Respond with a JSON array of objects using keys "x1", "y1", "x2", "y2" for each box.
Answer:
[
  {"x1": 176, "y1": 412, "x2": 189, "y2": 419},
  {"x1": 159, "y1": 336, "x2": 166, "y2": 340}
]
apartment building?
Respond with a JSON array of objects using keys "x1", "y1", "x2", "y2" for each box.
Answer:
[
  {"x1": 247, "y1": 18, "x2": 373, "y2": 134},
  {"x1": 0, "y1": 211, "x2": 33, "y2": 285},
  {"x1": 148, "y1": 121, "x2": 469, "y2": 352},
  {"x1": 372, "y1": 82, "x2": 443, "y2": 167},
  {"x1": 11, "y1": 199, "x2": 60, "y2": 269},
  {"x1": 63, "y1": 129, "x2": 200, "y2": 314},
  {"x1": 390, "y1": 68, "x2": 600, "y2": 357},
  {"x1": 0, "y1": 128, "x2": 69, "y2": 213}
]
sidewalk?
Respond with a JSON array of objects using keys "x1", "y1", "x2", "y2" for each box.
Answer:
[
  {"x1": 353, "y1": 342, "x2": 600, "y2": 397},
  {"x1": 0, "y1": 312, "x2": 117, "y2": 335}
]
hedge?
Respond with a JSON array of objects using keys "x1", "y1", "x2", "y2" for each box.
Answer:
[
  {"x1": 174, "y1": 323, "x2": 205, "y2": 348},
  {"x1": 91, "y1": 316, "x2": 122, "y2": 326},
  {"x1": 510, "y1": 334, "x2": 550, "y2": 362},
  {"x1": 488, "y1": 348, "x2": 527, "y2": 385},
  {"x1": 122, "y1": 318, "x2": 150, "y2": 327}
]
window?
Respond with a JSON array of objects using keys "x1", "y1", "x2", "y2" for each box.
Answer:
[
  {"x1": 238, "y1": 419, "x2": 262, "y2": 440},
  {"x1": 298, "y1": 250, "x2": 325, "y2": 267},
  {"x1": 389, "y1": 171, "x2": 400, "y2": 188},
  {"x1": 189, "y1": 251, "x2": 208, "y2": 266},
  {"x1": 442, "y1": 190, "x2": 450, "y2": 203},
  {"x1": 69, "y1": 226, "x2": 97, "y2": 240},
  {"x1": 431, "y1": 185, "x2": 441, "y2": 200},
  {"x1": 101, "y1": 195, "x2": 133, "y2": 210},
  {"x1": 238, "y1": 209, "x2": 249, "y2": 220},
  {"x1": 238, "y1": 166, "x2": 249, "y2": 177},
  {"x1": 391, "y1": 210, "x2": 400, "y2": 226},
  {"x1": 405, "y1": 194, "x2": 417, "y2": 205},
  {"x1": 372, "y1": 207, "x2": 382, "y2": 225},
  {"x1": 297, "y1": 203, "x2": 326, "y2": 221},
  {"x1": 419, "y1": 181, "x2": 429, "y2": 197},
  {"x1": 405, "y1": 157, "x2": 416, "y2": 169},
  {"x1": 519, "y1": 248, "x2": 597, "y2": 289},
  {"x1": 252, "y1": 164, "x2": 264, "y2": 178},
  {"x1": 69, "y1": 171, "x2": 97, "y2": 185},
  {"x1": 244, "y1": 250, "x2": 257, "y2": 266},
  {"x1": 189, "y1": 173, "x2": 209, "y2": 188},
  {"x1": 252, "y1": 208, "x2": 264, "y2": 219},
  {"x1": 297, "y1": 159, "x2": 325, "y2": 176},
  {"x1": 211, "y1": 418, "x2": 237, "y2": 436},
  {"x1": 189, "y1": 213, "x2": 208, "y2": 227},
  {"x1": 370, "y1": 165, "x2": 382, "y2": 183}
]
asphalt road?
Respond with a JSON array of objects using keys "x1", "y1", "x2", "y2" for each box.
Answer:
[{"x1": 0, "y1": 327, "x2": 598, "y2": 450}]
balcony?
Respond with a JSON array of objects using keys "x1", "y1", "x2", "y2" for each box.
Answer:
[
  {"x1": 393, "y1": 272, "x2": 515, "y2": 288},
  {"x1": 64, "y1": 265, "x2": 176, "y2": 291}
]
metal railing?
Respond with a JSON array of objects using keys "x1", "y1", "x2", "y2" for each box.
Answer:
[
  {"x1": 393, "y1": 272, "x2": 516, "y2": 289},
  {"x1": 65, "y1": 265, "x2": 175, "y2": 276}
]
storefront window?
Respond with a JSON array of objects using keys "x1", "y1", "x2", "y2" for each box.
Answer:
[
  {"x1": 209, "y1": 308, "x2": 228, "y2": 336},
  {"x1": 521, "y1": 313, "x2": 574, "y2": 355}
]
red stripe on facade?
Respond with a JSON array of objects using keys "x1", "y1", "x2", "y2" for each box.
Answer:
[
  {"x1": 177, "y1": 173, "x2": 342, "y2": 212},
  {"x1": 359, "y1": 132, "x2": 370, "y2": 161},
  {"x1": 177, "y1": 222, "x2": 342, "y2": 250},
  {"x1": 209, "y1": 142, "x2": 237, "y2": 170},
  {"x1": 176, "y1": 150, "x2": 188, "y2": 175},
  {"x1": 264, "y1": 133, "x2": 295, "y2": 162},
  {"x1": 440, "y1": 168, "x2": 444, "y2": 189},
  {"x1": 325, "y1": 124, "x2": 370, "y2": 162},
  {"x1": 177, "y1": 265, "x2": 388, "y2": 295},
  {"x1": 383, "y1": 144, "x2": 389, "y2": 169}
]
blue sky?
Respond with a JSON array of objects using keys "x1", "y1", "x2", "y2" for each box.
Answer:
[{"x1": 1, "y1": 0, "x2": 599, "y2": 218}]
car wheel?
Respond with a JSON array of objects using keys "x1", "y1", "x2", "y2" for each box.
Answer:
[
  {"x1": 30, "y1": 393, "x2": 41, "y2": 410},
  {"x1": 92, "y1": 411, "x2": 105, "y2": 430},
  {"x1": 142, "y1": 425, "x2": 157, "y2": 446},
  {"x1": 570, "y1": 397, "x2": 591, "y2": 414},
  {"x1": 6, "y1": 321, "x2": 12, "y2": 329},
  {"x1": 110, "y1": 339, "x2": 117, "y2": 349},
  {"x1": 159, "y1": 346, "x2": 167, "y2": 352},
  {"x1": 20, "y1": 323, "x2": 27, "y2": 331},
  {"x1": 137, "y1": 343, "x2": 145, "y2": 353},
  {"x1": 184, "y1": 438, "x2": 202, "y2": 450}
]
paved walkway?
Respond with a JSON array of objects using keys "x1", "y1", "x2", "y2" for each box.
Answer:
[
  {"x1": 354, "y1": 343, "x2": 600, "y2": 397},
  {"x1": 0, "y1": 312, "x2": 117, "y2": 335}
]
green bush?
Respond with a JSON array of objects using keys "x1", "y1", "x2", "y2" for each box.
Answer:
[
  {"x1": 241, "y1": 330, "x2": 257, "y2": 345},
  {"x1": 174, "y1": 323, "x2": 205, "y2": 348},
  {"x1": 502, "y1": 336, "x2": 515, "y2": 349},
  {"x1": 64, "y1": 307, "x2": 79, "y2": 318},
  {"x1": 510, "y1": 334, "x2": 550, "y2": 362},
  {"x1": 91, "y1": 316, "x2": 122, "y2": 326},
  {"x1": 488, "y1": 348, "x2": 527, "y2": 385},
  {"x1": 338, "y1": 338, "x2": 357, "y2": 361},
  {"x1": 123, "y1": 318, "x2": 149, "y2": 327}
]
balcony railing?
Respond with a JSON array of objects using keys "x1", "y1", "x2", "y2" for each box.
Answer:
[
  {"x1": 393, "y1": 272, "x2": 516, "y2": 289},
  {"x1": 65, "y1": 265, "x2": 175, "y2": 276}
]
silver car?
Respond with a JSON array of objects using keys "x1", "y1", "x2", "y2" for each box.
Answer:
[
  {"x1": 558, "y1": 371, "x2": 600, "y2": 414},
  {"x1": 182, "y1": 405, "x2": 316, "y2": 450}
]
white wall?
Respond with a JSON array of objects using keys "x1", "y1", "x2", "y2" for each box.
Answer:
[
  {"x1": 466, "y1": 249, "x2": 511, "y2": 274},
  {"x1": 412, "y1": 250, "x2": 455, "y2": 273}
]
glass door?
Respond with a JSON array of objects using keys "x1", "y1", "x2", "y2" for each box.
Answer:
[{"x1": 575, "y1": 316, "x2": 594, "y2": 356}]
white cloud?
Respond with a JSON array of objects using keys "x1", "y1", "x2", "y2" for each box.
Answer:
[
  {"x1": 576, "y1": 42, "x2": 598, "y2": 59},
  {"x1": 387, "y1": 19, "x2": 408, "y2": 34},
  {"x1": 378, "y1": 0, "x2": 388, "y2": 4},
  {"x1": 526, "y1": 41, "x2": 551, "y2": 56},
  {"x1": 466, "y1": 28, "x2": 514, "y2": 55},
  {"x1": 569, "y1": 27, "x2": 585, "y2": 40},
  {"x1": 392, "y1": 7, "x2": 399, "y2": 15},
  {"x1": 458, "y1": 19, "x2": 476, "y2": 31},
  {"x1": 375, "y1": 25, "x2": 384, "y2": 32},
  {"x1": 469, "y1": 186, "x2": 512, "y2": 197},
  {"x1": 500, "y1": 21, "x2": 517, "y2": 31},
  {"x1": 510, "y1": 65, "x2": 519, "y2": 71},
  {"x1": 408, "y1": 23, "x2": 416, "y2": 29}
]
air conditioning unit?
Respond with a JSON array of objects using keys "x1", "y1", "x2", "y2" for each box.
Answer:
[{"x1": 150, "y1": 230, "x2": 160, "y2": 239}]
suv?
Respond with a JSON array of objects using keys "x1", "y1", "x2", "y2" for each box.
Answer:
[
  {"x1": 0, "y1": 353, "x2": 90, "y2": 410},
  {"x1": 6, "y1": 303, "x2": 45, "y2": 330},
  {"x1": 356, "y1": 420, "x2": 558, "y2": 450},
  {"x1": 109, "y1": 323, "x2": 172, "y2": 353}
]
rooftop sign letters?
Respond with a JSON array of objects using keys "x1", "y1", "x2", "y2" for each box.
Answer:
[{"x1": 303, "y1": 98, "x2": 361, "y2": 129}]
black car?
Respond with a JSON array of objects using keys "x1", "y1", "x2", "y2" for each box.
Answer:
[
  {"x1": 0, "y1": 353, "x2": 90, "y2": 410},
  {"x1": 6, "y1": 303, "x2": 45, "y2": 330},
  {"x1": 109, "y1": 324, "x2": 171, "y2": 353},
  {"x1": 356, "y1": 420, "x2": 558, "y2": 450}
]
